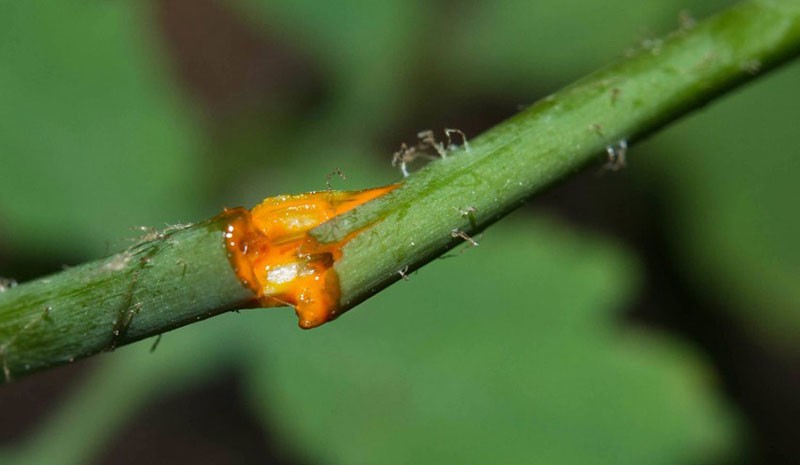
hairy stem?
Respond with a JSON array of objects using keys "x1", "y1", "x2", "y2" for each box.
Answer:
[
  {"x1": 1, "y1": 0, "x2": 799, "y2": 381},
  {"x1": 319, "y1": 0, "x2": 800, "y2": 308},
  {"x1": 0, "y1": 218, "x2": 253, "y2": 381}
]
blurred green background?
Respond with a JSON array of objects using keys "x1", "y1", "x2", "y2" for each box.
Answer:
[{"x1": 0, "y1": 0, "x2": 798, "y2": 464}]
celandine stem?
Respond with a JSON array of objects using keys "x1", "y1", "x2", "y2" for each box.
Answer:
[
  {"x1": 317, "y1": 0, "x2": 800, "y2": 310},
  {"x1": 0, "y1": 218, "x2": 255, "y2": 381},
  {"x1": 0, "y1": 0, "x2": 799, "y2": 382}
]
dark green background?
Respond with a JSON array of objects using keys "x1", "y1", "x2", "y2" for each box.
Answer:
[{"x1": 0, "y1": 0, "x2": 797, "y2": 464}]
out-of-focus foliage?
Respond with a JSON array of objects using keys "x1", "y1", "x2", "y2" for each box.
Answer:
[
  {"x1": 639, "y1": 63, "x2": 800, "y2": 345},
  {"x1": 444, "y1": 0, "x2": 726, "y2": 87},
  {"x1": 236, "y1": 0, "x2": 422, "y2": 132},
  {"x1": 2, "y1": 0, "x2": 798, "y2": 463},
  {"x1": 243, "y1": 217, "x2": 733, "y2": 465},
  {"x1": 0, "y1": 2, "x2": 202, "y2": 257}
]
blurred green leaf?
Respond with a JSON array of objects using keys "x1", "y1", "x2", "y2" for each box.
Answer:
[
  {"x1": 638, "y1": 61, "x2": 800, "y2": 345},
  {"x1": 242, "y1": 216, "x2": 735, "y2": 465},
  {"x1": 0, "y1": 2, "x2": 202, "y2": 258},
  {"x1": 215, "y1": 0, "x2": 428, "y2": 208},
  {"x1": 0, "y1": 318, "x2": 241, "y2": 465},
  {"x1": 234, "y1": 0, "x2": 428, "y2": 133},
  {"x1": 442, "y1": 0, "x2": 735, "y2": 92}
]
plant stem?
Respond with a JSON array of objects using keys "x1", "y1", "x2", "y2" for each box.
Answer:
[
  {"x1": 0, "y1": 218, "x2": 253, "y2": 381},
  {"x1": 1, "y1": 0, "x2": 799, "y2": 381},
  {"x1": 318, "y1": 0, "x2": 800, "y2": 308}
]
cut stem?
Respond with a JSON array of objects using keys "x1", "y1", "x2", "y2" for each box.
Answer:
[{"x1": 1, "y1": 0, "x2": 799, "y2": 381}]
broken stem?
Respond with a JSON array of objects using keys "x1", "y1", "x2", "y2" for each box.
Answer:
[{"x1": 0, "y1": 0, "x2": 799, "y2": 381}]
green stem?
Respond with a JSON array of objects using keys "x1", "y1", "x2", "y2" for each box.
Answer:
[
  {"x1": 1, "y1": 0, "x2": 799, "y2": 381},
  {"x1": 0, "y1": 218, "x2": 253, "y2": 381},
  {"x1": 319, "y1": 0, "x2": 800, "y2": 308}
]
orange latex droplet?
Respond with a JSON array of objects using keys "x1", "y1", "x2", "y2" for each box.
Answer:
[{"x1": 223, "y1": 185, "x2": 397, "y2": 329}]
